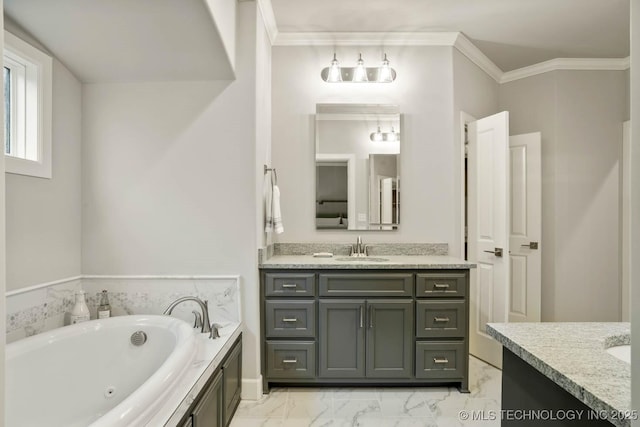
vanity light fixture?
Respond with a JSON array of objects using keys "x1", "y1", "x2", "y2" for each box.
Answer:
[
  {"x1": 369, "y1": 126, "x2": 400, "y2": 142},
  {"x1": 352, "y1": 53, "x2": 368, "y2": 82},
  {"x1": 326, "y1": 53, "x2": 342, "y2": 82},
  {"x1": 377, "y1": 54, "x2": 393, "y2": 83},
  {"x1": 370, "y1": 127, "x2": 384, "y2": 142},
  {"x1": 321, "y1": 53, "x2": 397, "y2": 83}
]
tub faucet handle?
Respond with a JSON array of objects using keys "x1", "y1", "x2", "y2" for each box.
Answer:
[
  {"x1": 192, "y1": 310, "x2": 203, "y2": 329},
  {"x1": 210, "y1": 323, "x2": 222, "y2": 339}
]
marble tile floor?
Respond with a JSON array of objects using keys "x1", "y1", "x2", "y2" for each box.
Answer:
[{"x1": 230, "y1": 356, "x2": 501, "y2": 427}]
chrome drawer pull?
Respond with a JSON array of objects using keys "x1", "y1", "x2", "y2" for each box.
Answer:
[
  {"x1": 281, "y1": 283, "x2": 298, "y2": 289},
  {"x1": 282, "y1": 358, "x2": 298, "y2": 364},
  {"x1": 434, "y1": 317, "x2": 450, "y2": 323},
  {"x1": 281, "y1": 318, "x2": 298, "y2": 323},
  {"x1": 433, "y1": 358, "x2": 449, "y2": 364},
  {"x1": 433, "y1": 283, "x2": 450, "y2": 290}
]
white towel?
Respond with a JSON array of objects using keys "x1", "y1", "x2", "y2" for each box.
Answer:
[{"x1": 265, "y1": 182, "x2": 284, "y2": 234}]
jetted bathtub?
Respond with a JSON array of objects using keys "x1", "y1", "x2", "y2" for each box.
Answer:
[{"x1": 6, "y1": 315, "x2": 198, "y2": 427}]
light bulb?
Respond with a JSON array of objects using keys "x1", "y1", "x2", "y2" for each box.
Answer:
[
  {"x1": 327, "y1": 53, "x2": 342, "y2": 82},
  {"x1": 370, "y1": 126, "x2": 384, "y2": 142},
  {"x1": 377, "y1": 54, "x2": 393, "y2": 83},
  {"x1": 352, "y1": 53, "x2": 368, "y2": 82},
  {"x1": 385, "y1": 127, "x2": 398, "y2": 142}
]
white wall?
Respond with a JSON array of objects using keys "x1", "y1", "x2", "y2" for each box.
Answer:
[
  {"x1": 630, "y1": 1, "x2": 639, "y2": 424},
  {"x1": 82, "y1": 1, "x2": 265, "y2": 396},
  {"x1": 272, "y1": 46, "x2": 455, "y2": 244},
  {"x1": 256, "y1": 2, "x2": 272, "y2": 250},
  {"x1": 452, "y1": 49, "x2": 500, "y2": 256},
  {"x1": 4, "y1": 19, "x2": 82, "y2": 292},
  {"x1": 205, "y1": 0, "x2": 237, "y2": 73},
  {"x1": 499, "y1": 70, "x2": 627, "y2": 322},
  {"x1": 0, "y1": 0, "x2": 6, "y2": 415}
]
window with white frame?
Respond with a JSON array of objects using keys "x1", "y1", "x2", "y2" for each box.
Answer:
[{"x1": 3, "y1": 31, "x2": 52, "y2": 178}]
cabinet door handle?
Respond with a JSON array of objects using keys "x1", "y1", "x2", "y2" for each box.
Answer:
[
  {"x1": 281, "y1": 318, "x2": 298, "y2": 323},
  {"x1": 368, "y1": 305, "x2": 373, "y2": 329},
  {"x1": 434, "y1": 317, "x2": 450, "y2": 323},
  {"x1": 433, "y1": 283, "x2": 450, "y2": 290},
  {"x1": 282, "y1": 358, "x2": 298, "y2": 364},
  {"x1": 281, "y1": 283, "x2": 297, "y2": 289},
  {"x1": 359, "y1": 306, "x2": 363, "y2": 328},
  {"x1": 433, "y1": 358, "x2": 449, "y2": 364}
]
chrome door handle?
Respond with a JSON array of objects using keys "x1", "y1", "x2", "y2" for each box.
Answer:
[
  {"x1": 483, "y1": 248, "x2": 503, "y2": 257},
  {"x1": 521, "y1": 242, "x2": 539, "y2": 250},
  {"x1": 368, "y1": 305, "x2": 373, "y2": 329},
  {"x1": 359, "y1": 306, "x2": 363, "y2": 328}
]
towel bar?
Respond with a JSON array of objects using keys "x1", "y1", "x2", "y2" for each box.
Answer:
[{"x1": 264, "y1": 164, "x2": 278, "y2": 185}]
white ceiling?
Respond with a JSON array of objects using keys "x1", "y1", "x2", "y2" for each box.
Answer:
[
  {"x1": 4, "y1": 0, "x2": 234, "y2": 83},
  {"x1": 270, "y1": 0, "x2": 630, "y2": 72}
]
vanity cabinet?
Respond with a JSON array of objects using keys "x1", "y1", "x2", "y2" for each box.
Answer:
[
  {"x1": 179, "y1": 335, "x2": 242, "y2": 427},
  {"x1": 260, "y1": 268, "x2": 470, "y2": 392}
]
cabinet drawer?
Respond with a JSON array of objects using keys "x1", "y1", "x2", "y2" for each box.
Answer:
[
  {"x1": 416, "y1": 341, "x2": 465, "y2": 379},
  {"x1": 266, "y1": 341, "x2": 316, "y2": 379},
  {"x1": 265, "y1": 273, "x2": 316, "y2": 297},
  {"x1": 416, "y1": 300, "x2": 466, "y2": 338},
  {"x1": 319, "y1": 274, "x2": 413, "y2": 297},
  {"x1": 416, "y1": 272, "x2": 467, "y2": 297},
  {"x1": 265, "y1": 300, "x2": 316, "y2": 338}
]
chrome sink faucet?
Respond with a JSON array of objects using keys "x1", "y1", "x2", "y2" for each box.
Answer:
[
  {"x1": 351, "y1": 236, "x2": 369, "y2": 257},
  {"x1": 163, "y1": 296, "x2": 220, "y2": 339}
]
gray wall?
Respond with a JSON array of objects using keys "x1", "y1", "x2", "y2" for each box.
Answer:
[
  {"x1": 630, "y1": 2, "x2": 639, "y2": 423},
  {"x1": 0, "y1": 0, "x2": 6, "y2": 413},
  {"x1": 5, "y1": 19, "x2": 82, "y2": 292},
  {"x1": 81, "y1": 2, "x2": 266, "y2": 389},
  {"x1": 499, "y1": 70, "x2": 627, "y2": 322},
  {"x1": 272, "y1": 45, "x2": 455, "y2": 245},
  {"x1": 452, "y1": 49, "x2": 500, "y2": 255}
]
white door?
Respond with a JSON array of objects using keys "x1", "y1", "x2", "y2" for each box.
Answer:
[
  {"x1": 508, "y1": 133, "x2": 542, "y2": 323},
  {"x1": 380, "y1": 177, "x2": 393, "y2": 223},
  {"x1": 468, "y1": 111, "x2": 509, "y2": 369},
  {"x1": 622, "y1": 121, "x2": 631, "y2": 321}
]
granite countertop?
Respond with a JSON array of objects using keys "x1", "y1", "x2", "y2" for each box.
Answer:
[
  {"x1": 487, "y1": 322, "x2": 631, "y2": 427},
  {"x1": 259, "y1": 254, "x2": 475, "y2": 269}
]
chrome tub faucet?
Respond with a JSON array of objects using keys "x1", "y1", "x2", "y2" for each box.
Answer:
[{"x1": 163, "y1": 296, "x2": 220, "y2": 339}]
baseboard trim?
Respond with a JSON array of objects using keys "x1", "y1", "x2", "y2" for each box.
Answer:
[{"x1": 241, "y1": 376, "x2": 264, "y2": 401}]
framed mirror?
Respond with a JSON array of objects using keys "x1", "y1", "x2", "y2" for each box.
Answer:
[{"x1": 315, "y1": 104, "x2": 400, "y2": 231}]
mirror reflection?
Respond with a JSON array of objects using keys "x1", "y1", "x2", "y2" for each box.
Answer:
[{"x1": 315, "y1": 104, "x2": 400, "y2": 231}]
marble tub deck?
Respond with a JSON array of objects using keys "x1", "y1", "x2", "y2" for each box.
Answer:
[
  {"x1": 230, "y1": 356, "x2": 501, "y2": 427},
  {"x1": 487, "y1": 322, "x2": 631, "y2": 427}
]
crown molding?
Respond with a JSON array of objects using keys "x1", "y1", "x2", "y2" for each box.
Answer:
[
  {"x1": 256, "y1": 0, "x2": 279, "y2": 45},
  {"x1": 273, "y1": 31, "x2": 459, "y2": 46},
  {"x1": 501, "y1": 57, "x2": 630, "y2": 83},
  {"x1": 452, "y1": 33, "x2": 503, "y2": 83}
]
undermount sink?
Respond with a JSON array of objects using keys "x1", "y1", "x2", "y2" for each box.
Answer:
[
  {"x1": 334, "y1": 257, "x2": 390, "y2": 262},
  {"x1": 606, "y1": 344, "x2": 630, "y2": 364}
]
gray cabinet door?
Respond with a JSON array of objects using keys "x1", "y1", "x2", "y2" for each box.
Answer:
[
  {"x1": 366, "y1": 299, "x2": 413, "y2": 378},
  {"x1": 223, "y1": 340, "x2": 242, "y2": 427},
  {"x1": 319, "y1": 300, "x2": 365, "y2": 378},
  {"x1": 192, "y1": 370, "x2": 223, "y2": 427}
]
